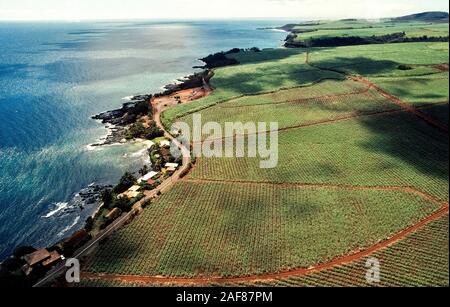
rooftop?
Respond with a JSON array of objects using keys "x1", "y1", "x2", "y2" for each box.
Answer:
[{"x1": 24, "y1": 249, "x2": 51, "y2": 267}]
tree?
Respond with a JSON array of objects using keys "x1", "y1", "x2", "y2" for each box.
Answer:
[
  {"x1": 139, "y1": 165, "x2": 150, "y2": 176},
  {"x1": 144, "y1": 121, "x2": 164, "y2": 140},
  {"x1": 84, "y1": 217, "x2": 94, "y2": 232},
  {"x1": 101, "y1": 189, "x2": 114, "y2": 205},
  {"x1": 114, "y1": 172, "x2": 137, "y2": 194},
  {"x1": 114, "y1": 197, "x2": 132, "y2": 212},
  {"x1": 126, "y1": 122, "x2": 146, "y2": 139}
]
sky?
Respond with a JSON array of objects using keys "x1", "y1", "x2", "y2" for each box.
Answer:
[{"x1": 0, "y1": 0, "x2": 448, "y2": 21}]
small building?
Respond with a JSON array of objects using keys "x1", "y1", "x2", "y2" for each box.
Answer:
[
  {"x1": 160, "y1": 148, "x2": 171, "y2": 160},
  {"x1": 22, "y1": 249, "x2": 62, "y2": 276},
  {"x1": 165, "y1": 163, "x2": 179, "y2": 169},
  {"x1": 24, "y1": 249, "x2": 53, "y2": 267},
  {"x1": 147, "y1": 179, "x2": 157, "y2": 186},
  {"x1": 105, "y1": 208, "x2": 122, "y2": 222},
  {"x1": 138, "y1": 171, "x2": 159, "y2": 183},
  {"x1": 167, "y1": 167, "x2": 177, "y2": 173},
  {"x1": 119, "y1": 185, "x2": 142, "y2": 199},
  {"x1": 42, "y1": 251, "x2": 63, "y2": 267},
  {"x1": 160, "y1": 140, "x2": 171, "y2": 148}
]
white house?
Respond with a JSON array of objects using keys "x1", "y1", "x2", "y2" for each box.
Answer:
[
  {"x1": 165, "y1": 163, "x2": 179, "y2": 169},
  {"x1": 119, "y1": 185, "x2": 142, "y2": 199},
  {"x1": 138, "y1": 171, "x2": 159, "y2": 183},
  {"x1": 160, "y1": 140, "x2": 171, "y2": 148}
]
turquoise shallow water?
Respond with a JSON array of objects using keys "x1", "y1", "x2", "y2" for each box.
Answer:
[{"x1": 0, "y1": 20, "x2": 288, "y2": 259}]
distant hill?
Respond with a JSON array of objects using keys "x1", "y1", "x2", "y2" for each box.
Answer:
[{"x1": 393, "y1": 11, "x2": 449, "y2": 22}]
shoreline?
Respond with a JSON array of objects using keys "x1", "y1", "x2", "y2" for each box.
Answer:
[
  {"x1": 5, "y1": 46, "x2": 245, "y2": 285},
  {"x1": 31, "y1": 68, "x2": 211, "y2": 287}
]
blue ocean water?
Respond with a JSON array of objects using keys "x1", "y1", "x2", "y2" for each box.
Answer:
[{"x1": 0, "y1": 20, "x2": 288, "y2": 259}]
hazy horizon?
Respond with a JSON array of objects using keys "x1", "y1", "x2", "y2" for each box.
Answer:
[{"x1": 0, "y1": 0, "x2": 448, "y2": 21}]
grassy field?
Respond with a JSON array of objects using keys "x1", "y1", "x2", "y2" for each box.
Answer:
[
  {"x1": 309, "y1": 43, "x2": 449, "y2": 77},
  {"x1": 83, "y1": 37, "x2": 449, "y2": 286},
  {"x1": 162, "y1": 50, "x2": 346, "y2": 127},
  {"x1": 176, "y1": 81, "x2": 401, "y2": 135},
  {"x1": 419, "y1": 103, "x2": 449, "y2": 125},
  {"x1": 294, "y1": 22, "x2": 449, "y2": 41},
  {"x1": 370, "y1": 73, "x2": 449, "y2": 105},
  {"x1": 84, "y1": 180, "x2": 440, "y2": 277},
  {"x1": 77, "y1": 214, "x2": 449, "y2": 287},
  {"x1": 188, "y1": 113, "x2": 449, "y2": 201},
  {"x1": 229, "y1": 214, "x2": 450, "y2": 287}
]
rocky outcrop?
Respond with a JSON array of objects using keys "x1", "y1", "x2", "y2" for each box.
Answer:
[{"x1": 91, "y1": 95, "x2": 152, "y2": 146}]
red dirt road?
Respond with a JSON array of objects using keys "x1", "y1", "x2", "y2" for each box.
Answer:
[
  {"x1": 82, "y1": 207, "x2": 449, "y2": 285},
  {"x1": 81, "y1": 179, "x2": 449, "y2": 286},
  {"x1": 350, "y1": 76, "x2": 449, "y2": 133}
]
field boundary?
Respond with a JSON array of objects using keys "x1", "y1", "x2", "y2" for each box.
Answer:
[
  {"x1": 217, "y1": 85, "x2": 372, "y2": 109},
  {"x1": 305, "y1": 51, "x2": 449, "y2": 133},
  {"x1": 189, "y1": 107, "x2": 415, "y2": 145},
  {"x1": 81, "y1": 207, "x2": 449, "y2": 285},
  {"x1": 81, "y1": 179, "x2": 448, "y2": 285},
  {"x1": 350, "y1": 75, "x2": 449, "y2": 133},
  {"x1": 183, "y1": 178, "x2": 447, "y2": 204}
]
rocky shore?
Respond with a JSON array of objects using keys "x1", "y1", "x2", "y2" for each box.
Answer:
[
  {"x1": 91, "y1": 95, "x2": 152, "y2": 146},
  {"x1": 91, "y1": 70, "x2": 213, "y2": 147}
]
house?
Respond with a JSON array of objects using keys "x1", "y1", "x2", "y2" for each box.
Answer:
[
  {"x1": 120, "y1": 185, "x2": 141, "y2": 199},
  {"x1": 24, "y1": 249, "x2": 53, "y2": 267},
  {"x1": 160, "y1": 140, "x2": 171, "y2": 148},
  {"x1": 165, "y1": 163, "x2": 179, "y2": 169},
  {"x1": 42, "y1": 251, "x2": 63, "y2": 267},
  {"x1": 165, "y1": 162, "x2": 179, "y2": 173},
  {"x1": 22, "y1": 249, "x2": 62, "y2": 276},
  {"x1": 106, "y1": 208, "x2": 122, "y2": 222},
  {"x1": 138, "y1": 171, "x2": 159, "y2": 183},
  {"x1": 160, "y1": 148, "x2": 172, "y2": 161},
  {"x1": 147, "y1": 179, "x2": 157, "y2": 185}
]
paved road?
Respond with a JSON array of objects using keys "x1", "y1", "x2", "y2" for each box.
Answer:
[{"x1": 34, "y1": 93, "x2": 192, "y2": 287}]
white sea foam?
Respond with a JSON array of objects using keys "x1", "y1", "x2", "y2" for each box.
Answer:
[
  {"x1": 58, "y1": 216, "x2": 81, "y2": 237},
  {"x1": 121, "y1": 95, "x2": 135, "y2": 101},
  {"x1": 42, "y1": 202, "x2": 69, "y2": 218},
  {"x1": 268, "y1": 29, "x2": 287, "y2": 33}
]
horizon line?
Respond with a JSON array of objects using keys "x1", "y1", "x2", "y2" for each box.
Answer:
[{"x1": 0, "y1": 10, "x2": 447, "y2": 23}]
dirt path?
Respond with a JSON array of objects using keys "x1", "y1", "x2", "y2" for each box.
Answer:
[
  {"x1": 218, "y1": 86, "x2": 371, "y2": 109},
  {"x1": 190, "y1": 107, "x2": 405, "y2": 145},
  {"x1": 82, "y1": 178, "x2": 448, "y2": 285},
  {"x1": 305, "y1": 51, "x2": 448, "y2": 133},
  {"x1": 349, "y1": 75, "x2": 449, "y2": 133},
  {"x1": 185, "y1": 178, "x2": 447, "y2": 205}
]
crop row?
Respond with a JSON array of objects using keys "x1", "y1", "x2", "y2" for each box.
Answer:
[
  {"x1": 83, "y1": 180, "x2": 439, "y2": 278},
  {"x1": 188, "y1": 111, "x2": 449, "y2": 201}
]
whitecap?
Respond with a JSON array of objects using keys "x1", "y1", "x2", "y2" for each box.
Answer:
[
  {"x1": 127, "y1": 147, "x2": 148, "y2": 158},
  {"x1": 42, "y1": 202, "x2": 69, "y2": 218},
  {"x1": 121, "y1": 95, "x2": 135, "y2": 101},
  {"x1": 58, "y1": 216, "x2": 81, "y2": 237}
]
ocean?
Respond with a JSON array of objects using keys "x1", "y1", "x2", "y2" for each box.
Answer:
[{"x1": 0, "y1": 20, "x2": 288, "y2": 260}]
